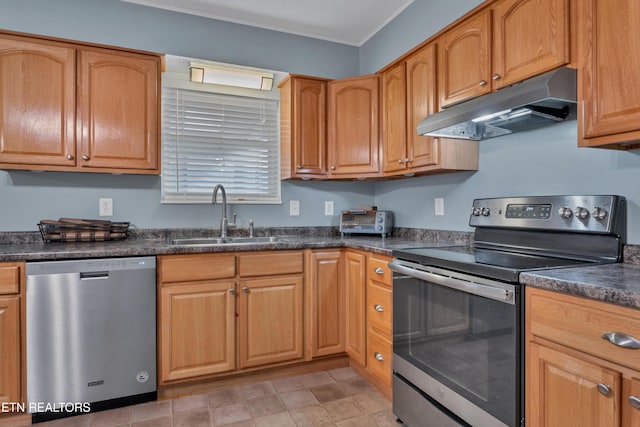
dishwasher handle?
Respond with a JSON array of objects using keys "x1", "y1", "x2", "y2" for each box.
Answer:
[{"x1": 80, "y1": 271, "x2": 110, "y2": 280}]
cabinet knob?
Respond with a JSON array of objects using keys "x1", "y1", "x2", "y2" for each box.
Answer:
[
  {"x1": 492, "y1": 73, "x2": 501, "y2": 81},
  {"x1": 397, "y1": 159, "x2": 404, "y2": 164},
  {"x1": 331, "y1": 166, "x2": 336, "y2": 171},
  {"x1": 597, "y1": 383, "x2": 611, "y2": 396},
  {"x1": 296, "y1": 164, "x2": 302, "y2": 169},
  {"x1": 479, "y1": 80, "x2": 488, "y2": 87},
  {"x1": 228, "y1": 288, "x2": 236, "y2": 295},
  {"x1": 242, "y1": 287, "x2": 250, "y2": 294},
  {"x1": 81, "y1": 154, "x2": 90, "y2": 161},
  {"x1": 374, "y1": 352, "x2": 385, "y2": 362},
  {"x1": 374, "y1": 267, "x2": 385, "y2": 275},
  {"x1": 66, "y1": 154, "x2": 74, "y2": 161},
  {"x1": 629, "y1": 396, "x2": 640, "y2": 410},
  {"x1": 374, "y1": 304, "x2": 384, "y2": 312},
  {"x1": 404, "y1": 158, "x2": 410, "y2": 163}
]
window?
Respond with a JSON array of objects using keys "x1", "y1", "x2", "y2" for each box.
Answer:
[{"x1": 161, "y1": 58, "x2": 281, "y2": 204}]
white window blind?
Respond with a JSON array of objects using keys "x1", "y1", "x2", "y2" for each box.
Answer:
[{"x1": 161, "y1": 87, "x2": 281, "y2": 204}]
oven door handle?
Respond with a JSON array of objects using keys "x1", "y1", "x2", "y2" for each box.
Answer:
[{"x1": 389, "y1": 260, "x2": 515, "y2": 304}]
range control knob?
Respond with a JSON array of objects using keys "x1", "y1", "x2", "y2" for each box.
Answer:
[
  {"x1": 481, "y1": 207, "x2": 491, "y2": 216},
  {"x1": 472, "y1": 207, "x2": 482, "y2": 216},
  {"x1": 575, "y1": 206, "x2": 589, "y2": 220},
  {"x1": 558, "y1": 207, "x2": 573, "y2": 219},
  {"x1": 591, "y1": 207, "x2": 608, "y2": 220}
]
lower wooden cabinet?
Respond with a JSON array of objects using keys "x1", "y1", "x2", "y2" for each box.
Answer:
[
  {"x1": 344, "y1": 250, "x2": 366, "y2": 365},
  {"x1": 159, "y1": 281, "x2": 236, "y2": 382},
  {"x1": 0, "y1": 262, "x2": 23, "y2": 406},
  {"x1": 238, "y1": 275, "x2": 304, "y2": 368},
  {"x1": 526, "y1": 287, "x2": 640, "y2": 427},
  {"x1": 306, "y1": 250, "x2": 346, "y2": 358},
  {"x1": 158, "y1": 251, "x2": 305, "y2": 384}
]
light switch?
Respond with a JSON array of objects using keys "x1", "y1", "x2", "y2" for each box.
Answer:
[{"x1": 290, "y1": 200, "x2": 300, "y2": 216}]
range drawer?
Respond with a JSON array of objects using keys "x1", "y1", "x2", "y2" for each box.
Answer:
[
  {"x1": 367, "y1": 329, "x2": 392, "y2": 386},
  {"x1": 367, "y1": 254, "x2": 392, "y2": 286},
  {"x1": 0, "y1": 263, "x2": 21, "y2": 294},
  {"x1": 367, "y1": 280, "x2": 392, "y2": 336},
  {"x1": 528, "y1": 287, "x2": 640, "y2": 371}
]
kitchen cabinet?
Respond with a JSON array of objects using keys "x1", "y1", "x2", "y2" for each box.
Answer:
[
  {"x1": 577, "y1": 0, "x2": 640, "y2": 149},
  {"x1": 158, "y1": 251, "x2": 305, "y2": 384},
  {"x1": 306, "y1": 250, "x2": 345, "y2": 358},
  {"x1": 365, "y1": 254, "x2": 393, "y2": 396},
  {"x1": 158, "y1": 254, "x2": 237, "y2": 382},
  {"x1": 438, "y1": 0, "x2": 570, "y2": 108},
  {"x1": 279, "y1": 75, "x2": 331, "y2": 179},
  {"x1": 526, "y1": 287, "x2": 640, "y2": 427},
  {"x1": 328, "y1": 75, "x2": 381, "y2": 178},
  {"x1": 0, "y1": 263, "x2": 23, "y2": 405},
  {"x1": 0, "y1": 31, "x2": 161, "y2": 174},
  {"x1": 344, "y1": 250, "x2": 366, "y2": 366},
  {"x1": 381, "y1": 43, "x2": 479, "y2": 176}
]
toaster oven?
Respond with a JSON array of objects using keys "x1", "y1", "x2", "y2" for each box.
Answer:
[{"x1": 340, "y1": 210, "x2": 394, "y2": 236}]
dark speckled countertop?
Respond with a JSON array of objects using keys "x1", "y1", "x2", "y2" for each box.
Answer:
[{"x1": 520, "y1": 263, "x2": 640, "y2": 310}]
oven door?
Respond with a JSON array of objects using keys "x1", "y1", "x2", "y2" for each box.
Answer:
[{"x1": 389, "y1": 260, "x2": 522, "y2": 427}]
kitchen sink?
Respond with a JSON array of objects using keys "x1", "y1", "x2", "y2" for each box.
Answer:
[{"x1": 169, "y1": 236, "x2": 290, "y2": 246}]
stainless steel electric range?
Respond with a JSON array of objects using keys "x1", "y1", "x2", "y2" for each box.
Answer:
[{"x1": 389, "y1": 195, "x2": 626, "y2": 427}]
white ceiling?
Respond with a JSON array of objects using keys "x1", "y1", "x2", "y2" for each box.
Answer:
[{"x1": 121, "y1": 0, "x2": 414, "y2": 46}]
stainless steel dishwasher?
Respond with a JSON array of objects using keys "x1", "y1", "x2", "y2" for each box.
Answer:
[{"x1": 26, "y1": 257, "x2": 157, "y2": 423}]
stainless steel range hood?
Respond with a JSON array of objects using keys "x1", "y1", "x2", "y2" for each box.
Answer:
[{"x1": 417, "y1": 67, "x2": 577, "y2": 141}]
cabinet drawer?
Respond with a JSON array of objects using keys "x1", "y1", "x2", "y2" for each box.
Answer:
[
  {"x1": 0, "y1": 263, "x2": 21, "y2": 294},
  {"x1": 367, "y1": 330, "x2": 392, "y2": 386},
  {"x1": 238, "y1": 251, "x2": 303, "y2": 277},
  {"x1": 367, "y1": 255, "x2": 392, "y2": 286},
  {"x1": 528, "y1": 288, "x2": 640, "y2": 371},
  {"x1": 367, "y1": 281, "x2": 392, "y2": 336},
  {"x1": 159, "y1": 254, "x2": 236, "y2": 283}
]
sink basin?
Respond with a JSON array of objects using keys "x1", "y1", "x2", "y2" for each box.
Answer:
[{"x1": 169, "y1": 236, "x2": 288, "y2": 246}]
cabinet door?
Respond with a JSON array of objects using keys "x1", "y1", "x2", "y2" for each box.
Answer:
[
  {"x1": 293, "y1": 77, "x2": 328, "y2": 177},
  {"x1": 492, "y1": 0, "x2": 570, "y2": 89},
  {"x1": 438, "y1": 10, "x2": 491, "y2": 108},
  {"x1": 0, "y1": 297, "x2": 20, "y2": 403},
  {"x1": 579, "y1": 0, "x2": 640, "y2": 147},
  {"x1": 308, "y1": 250, "x2": 345, "y2": 358},
  {"x1": 159, "y1": 281, "x2": 236, "y2": 383},
  {"x1": 0, "y1": 36, "x2": 76, "y2": 167},
  {"x1": 406, "y1": 43, "x2": 439, "y2": 170},
  {"x1": 527, "y1": 342, "x2": 621, "y2": 427},
  {"x1": 344, "y1": 251, "x2": 366, "y2": 366},
  {"x1": 381, "y1": 62, "x2": 408, "y2": 173},
  {"x1": 238, "y1": 275, "x2": 304, "y2": 368},
  {"x1": 328, "y1": 75, "x2": 380, "y2": 177},
  {"x1": 78, "y1": 49, "x2": 159, "y2": 172}
]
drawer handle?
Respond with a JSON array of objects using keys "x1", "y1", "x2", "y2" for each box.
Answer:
[
  {"x1": 630, "y1": 396, "x2": 640, "y2": 410},
  {"x1": 597, "y1": 383, "x2": 611, "y2": 396},
  {"x1": 374, "y1": 304, "x2": 384, "y2": 312},
  {"x1": 374, "y1": 352, "x2": 384, "y2": 362},
  {"x1": 601, "y1": 332, "x2": 640, "y2": 349},
  {"x1": 374, "y1": 267, "x2": 385, "y2": 275}
]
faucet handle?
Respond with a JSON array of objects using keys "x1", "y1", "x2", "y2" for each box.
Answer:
[{"x1": 249, "y1": 219, "x2": 254, "y2": 238}]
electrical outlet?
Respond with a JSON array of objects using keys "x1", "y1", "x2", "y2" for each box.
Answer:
[
  {"x1": 435, "y1": 198, "x2": 444, "y2": 216},
  {"x1": 290, "y1": 200, "x2": 300, "y2": 216},
  {"x1": 99, "y1": 198, "x2": 113, "y2": 217},
  {"x1": 325, "y1": 201, "x2": 334, "y2": 216}
]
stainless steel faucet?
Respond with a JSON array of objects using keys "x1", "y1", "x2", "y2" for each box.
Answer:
[{"x1": 212, "y1": 184, "x2": 230, "y2": 237}]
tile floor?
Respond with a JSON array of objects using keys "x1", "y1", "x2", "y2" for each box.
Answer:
[{"x1": 34, "y1": 367, "x2": 396, "y2": 427}]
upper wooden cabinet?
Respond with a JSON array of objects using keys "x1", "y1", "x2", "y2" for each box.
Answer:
[
  {"x1": 279, "y1": 75, "x2": 330, "y2": 179},
  {"x1": 438, "y1": 0, "x2": 570, "y2": 108},
  {"x1": 578, "y1": 0, "x2": 640, "y2": 149},
  {"x1": 381, "y1": 43, "x2": 478, "y2": 176},
  {"x1": 328, "y1": 75, "x2": 381, "y2": 178},
  {"x1": 0, "y1": 32, "x2": 161, "y2": 174}
]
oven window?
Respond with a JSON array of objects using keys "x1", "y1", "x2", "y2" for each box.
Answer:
[{"x1": 393, "y1": 275, "x2": 519, "y2": 427}]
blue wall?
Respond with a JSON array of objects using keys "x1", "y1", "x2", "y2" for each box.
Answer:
[{"x1": 1, "y1": 0, "x2": 640, "y2": 244}]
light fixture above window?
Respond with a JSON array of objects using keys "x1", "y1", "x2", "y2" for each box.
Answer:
[{"x1": 189, "y1": 63, "x2": 274, "y2": 91}]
